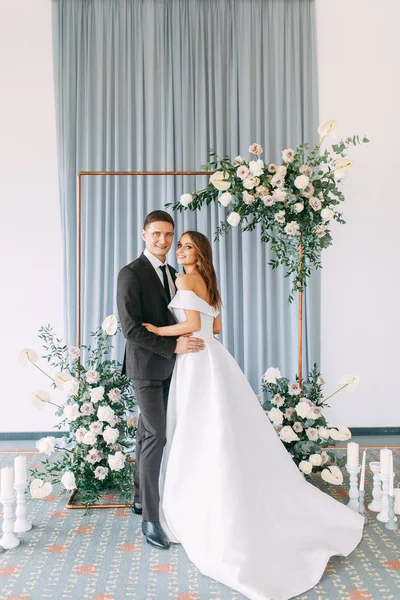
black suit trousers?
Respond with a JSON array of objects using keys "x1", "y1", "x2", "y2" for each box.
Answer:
[{"x1": 132, "y1": 375, "x2": 172, "y2": 522}]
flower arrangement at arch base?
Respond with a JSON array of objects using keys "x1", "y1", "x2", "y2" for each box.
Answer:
[
  {"x1": 262, "y1": 365, "x2": 360, "y2": 485},
  {"x1": 20, "y1": 316, "x2": 137, "y2": 507}
]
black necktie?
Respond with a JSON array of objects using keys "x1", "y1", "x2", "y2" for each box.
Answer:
[{"x1": 160, "y1": 265, "x2": 172, "y2": 304}]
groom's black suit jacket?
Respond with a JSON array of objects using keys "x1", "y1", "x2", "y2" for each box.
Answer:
[{"x1": 117, "y1": 253, "x2": 177, "y2": 381}]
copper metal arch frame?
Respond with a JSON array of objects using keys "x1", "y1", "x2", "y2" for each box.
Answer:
[{"x1": 72, "y1": 171, "x2": 209, "y2": 509}]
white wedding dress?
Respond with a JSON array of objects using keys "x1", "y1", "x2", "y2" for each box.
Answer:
[{"x1": 159, "y1": 290, "x2": 364, "y2": 600}]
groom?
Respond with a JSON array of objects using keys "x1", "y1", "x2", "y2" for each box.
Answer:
[{"x1": 117, "y1": 210, "x2": 205, "y2": 549}]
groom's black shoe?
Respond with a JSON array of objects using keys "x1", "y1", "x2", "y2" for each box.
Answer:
[
  {"x1": 133, "y1": 503, "x2": 142, "y2": 515},
  {"x1": 142, "y1": 520, "x2": 170, "y2": 550}
]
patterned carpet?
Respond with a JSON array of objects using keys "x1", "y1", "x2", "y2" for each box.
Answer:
[{"x1": 0, "y1": 448, "x2": 399, "y2": 600}]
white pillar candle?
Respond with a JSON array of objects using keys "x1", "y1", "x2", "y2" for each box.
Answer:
[
  {"x1": 347, "y1": 442, "x2": 359, "y2": 467},
  {"x1": 1, "y1": 467, "x2": 14, "y2": 497},
  {"x1": 394, "y1": 488, "x2": 400, "y2": 515},
  {"x1": 14, "y1": 455, "x2": 27, "y2": 485},
  {"x1": 360, "y1": 449, "x2": 367, "y2": 491},
  {"x1": 389, "y1": 453, "x2": 394, "y2": 497},
  {"x1": 380, "y1": 448, "x2": 392, "y2": 475}
]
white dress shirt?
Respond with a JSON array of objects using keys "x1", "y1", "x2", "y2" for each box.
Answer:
[{"x1": 143, "y1": 248, "x2": 176, "y2": 301}]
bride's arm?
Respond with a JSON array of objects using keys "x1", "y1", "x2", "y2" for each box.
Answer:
[
  {"x1": 143, "y1": 309, "x2": 200, "y2": 337},
  {"x1": 213, "y1": 315, "x2": 222, "y2": 334}
]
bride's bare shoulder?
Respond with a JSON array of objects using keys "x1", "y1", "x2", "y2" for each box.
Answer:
[{"x1": 175, "y1": 274, "x2": 196, "y2": 291}]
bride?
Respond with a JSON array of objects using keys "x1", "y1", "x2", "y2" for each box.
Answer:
[{"x1": 143, "y1": 231, "x2": 364, "y2": 600}]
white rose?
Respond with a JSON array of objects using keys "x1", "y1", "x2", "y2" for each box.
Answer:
[
  {"x1": 209, "y1": 171, "x2": 231, "y2": 191},
  {"x1": 285, "y1": 408, "x2": 295, "y2": 420},
  {"x1": 318, "y1": 426, "x2": 330, "y2": 440},
  {"x1": 102, "y1": 314, "x2": 118, "y2": 336},
  {"x1": 30, "y1": 479, "x2": 52, "y2": 499},
  {"x1": 293, "y1": 421, "x2": 303, "y2": 433},
  {"x1": 272, "y1": 394, "x2": 285, "y2": 407},
  {"x1": 107, "y1": 388, "x2": 121, "y2": 403},
  {"x1": 89, "y1": 421, "x2": 103, "y2": 434},
  {"x1": 289, "y1": 382, "x2": 301, "y2": 396},
  {"x1": 329, "y1": 424, "x2": 352, "y2": 441},
  {"x1": 180, "y1": 193, "x2": 193, "y2": 207},
  {"x1": 315, "y1": 224, "x2": 327, "y2": 238},
  {"x1": 94, "y1": 466, "x2": 109, "y2": 481},
  {"x1": 309, "y1": 197, "x2": 322, "y2": 211},
  {"x1": 276, "y1": 165, "x2": 287, "y2": 176},
  {"x1": 248, "y1": 143, "x2": 263, "y2": 155},
  {"x1": 82, "y1": 431, "x2": 97, "y2": 446},
  {"x1": 282, "y1": 148, "x2": 295, "y2": 163},
  {"x1": 318, "y1": 119, "x2": 338, "y2": 138},
  {"x1": 108, "y1": 451, "x2": 126, "y2": 472},
  {"x1": 234, "y1": 155, "x2": 245, "y2": 164},
  {"x1": 54, "y1": 371, "x2": 73, "y2": 391},
  {"x1": 309, "y1": 453, "x2": 322, "y2": 467},
  {"x1": 294, "y1": 203, "x2": 304, "y2": 213},
  {"x1": 275, "y1": 210, "x2": 286, "y2": 224},
  {"x1": 80, "y1": 402, "x2": 95, "y2": 416},
  {"x1": 271, "y1": 174, "x2": 285, "y2": 188},
  {"x1": 86, "y1": 448, "x2": 101, "y2": 464},
  {"x1": 279, "y1": 426, "x2": 300, "y2": 443},
  {"x1": 339, "y1": 375, "x2": 360, "y2": 393},
  {"x1": 90, "y1": 386, "x2": 104, "y2": 403},
  {"x1": 97, "y1": 405, "x2": 115, "y2": 424},
  {"x1": 236, "y1": 165, "x2": 249, "y2": 180},
  {"x1": 64, "y1": 378, "x2": 79, "y2": 396},
  {"x1": 295, "y1": 400, "x2": 312, "y2": 419},
  {"x1": 306, "y1": 427, "x2": 319, "y2": 441},
  {"x1": 301, "y1": 183, "x2": 315, "y2": 198},
  {"x1": 294, "y1": 175, "x2": 310, "y2": 190},
  {"x1": 61, "y1": 471, "x2": 76, "y2": 491},
  {"x1": 68, "y1": 346, "x2": 80, "y2": 360},
  {"x1": 19, "y1": 348, "x2": 38, "y2": 366},
  {"x1": 299, "y1": 165, "x2": 313, "y2": 178},
  {"x1": 321, "y1": 465, "x2": 343, "y2": 485},
  {"x1": 36, "y1": 436, "x2": 56, "y2": 456},
  {"x1": 127, "y1": 415, "x2": 139, "y2": 429},
  {"x1": 243, "y1": 175, "x2": 258, "y2": 190},
  {"x1": 321, "y1": 451, "x2": 330, "y2": 465},
  {"x1": 63, "y1": 403, "x2": 80, "y2": 421},
  {"x1": 218, "y1": 192, "x2": 233, "y2": 207},
  {"x1": 31, "y1": 390, "x2": 50, "y2": 410},
  {"x1": 86, "y1": 370, "x2": 100, "y2": 385},
  {"x1": 103, "y1": 426, "x2": 119, "y2": 445},
  {"x1": 227, "y1": 212, "x2": 241, "y2": 227},
  {"x1": 263, "y1": 367, "x2": 282, "y2": 384},
  {"x1": 268, "y1": 163, "x2": 277, "y2": 173},
  {"x1": 108, "y1": 415, "x2": 121, "y2": 428},
  {"x1": 272, "y1": 188, "x2": 287, "y2": 202},
  {"x1": 75, "y1": 427, "x2": 87, "y2": 443},
  {"x1": 284, "y1": 222, "x2": 300, "y2": 236},
  {"x1": 321, "y1": 207, "x2": 334, "y2": 222},
  {"x1": 268, "y1": 407, "x2": 284, "y2": 426},
  {"x1": 242, "y1": 191, "x2": 254, "y2": 204},
  {"x1": 299, "y1": 461, "x2": 313, "y2": 475},
  {"x1": 263, "y1": 195, "x2": 275, "y2": 207},
  {"x1": 249, "y1": 159, "x2": 264, "y2": 176}
]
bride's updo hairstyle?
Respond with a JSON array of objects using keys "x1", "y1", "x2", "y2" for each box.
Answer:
[{"x1": 183, "y1": 231, "x2": 221, "y2": 309}]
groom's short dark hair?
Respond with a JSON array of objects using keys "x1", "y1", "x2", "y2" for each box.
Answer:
[{"x1": 143, "y1": 210, "x2": 174, "y2": 230}]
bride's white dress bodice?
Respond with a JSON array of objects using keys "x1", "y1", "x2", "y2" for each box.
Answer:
[{"x1": 169, "y1": 290, "x2": 219, "y2": 341}]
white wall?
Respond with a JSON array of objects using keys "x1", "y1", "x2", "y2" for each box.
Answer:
[
  {"x1": 0, "y1": 0, "x2": 398, "y2": 432},
  {"x1": 317, "y1": 0, "x2": 400, "y2": 426},
  {"x1": 0, "y1": 0, "x2": 64, "y2": 432}
]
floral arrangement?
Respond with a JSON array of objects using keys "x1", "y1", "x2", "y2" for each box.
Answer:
[
  {"x1": 262, "y1": 364, "x2": 360, "y2": 484},
  {"x1": 167, "y1": 120, "x2": 368, "y2": 301},
  {"x1": 20, "y1": 316, "x2": 137, "y2": 506}
]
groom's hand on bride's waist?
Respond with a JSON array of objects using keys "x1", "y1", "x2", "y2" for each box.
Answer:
[{"x1": 175, "y1": 334, "x2": 205, "y2": 354}]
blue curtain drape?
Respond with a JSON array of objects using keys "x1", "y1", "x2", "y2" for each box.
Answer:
[{"x1": 52, "y1": 0, "x2": 320, "y2": 392}]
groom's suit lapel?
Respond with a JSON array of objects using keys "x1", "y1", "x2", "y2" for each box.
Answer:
[{"x1": 139, "y1": 253, "x2": 175, "y2": 304}]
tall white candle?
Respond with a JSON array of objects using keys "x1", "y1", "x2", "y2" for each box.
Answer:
[
  {"x1": 380, "y1": 448, "x2": 392, "y2": 475},
  {"x1": 14, "y1": 455, "x2": 27, "y2": 485},
  {"x1": 389, "y1": 452, "x2": 394, "y2": 497},
  {"x1": 347, "y1": 442, "x2": 359, "y2": 467},
  {"x1": 1, "y1": 467, "x2": 14, "y2": 497},
  {"x1": 360, "y1": 450, "x2": 367, "y2": 491}
]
